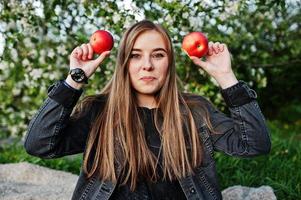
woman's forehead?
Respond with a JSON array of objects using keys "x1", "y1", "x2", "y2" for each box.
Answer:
[{"x1": 132, "y1": 30, "x2": 167, "y2": 51}]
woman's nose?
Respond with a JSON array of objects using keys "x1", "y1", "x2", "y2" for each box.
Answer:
[{"x1": 142, "y1": 57, "x2": 154, "y2": 71}]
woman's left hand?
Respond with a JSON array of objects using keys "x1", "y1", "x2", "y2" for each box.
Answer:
[{"x1": 189, "y1": 42, "x2": 238, "y2": 89}]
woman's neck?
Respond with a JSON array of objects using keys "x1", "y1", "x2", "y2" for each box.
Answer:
[{"x1": 137, "y1": 93, "x2": 158, "y2": 109}]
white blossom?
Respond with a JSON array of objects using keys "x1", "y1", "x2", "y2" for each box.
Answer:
[
  {"x1": 40, "y1": 49, "x2": 46, "y2": 56},
  {"x1": 188, "y1": 16, "x2": 201, "y2": 29},
  {"x1": 289, "y1": 23, "x2": 298, "y2": 31},
  {"x1": 165, "y1": 14, "x2": 173, "y2": 24},
  {"x1": 10, "y1": 126, "x2": 19, "y2": 136},
  {"x1": 209, "y1": 18, "x2": 216, "y2": 25},
  {"x1": 54, "y1": 5, "x2": 62, "y2": 16},
  {"x1": 23, "y1": 38, "x2": 34, "y2": 48},
  {"x1": 225, "y1": 27, "x2": 233, "y2": 35},
  {"x1": 113, "y1": 14, "x2": 121, "y2": 24},
  {"x1": 32, "y1": 0, "x2": 44, "y2": 18},
  {"x1": 258, "y1": 67, "x2": 264, "y2": 74},
  {"x1": 29, "y1": 49, "x2": 38, "y2": 58},
  {"x1": 22, "y1": 58, "x2": 31, "y2": 67},
  {"x1": 219, "y1": 13, "x2": 227, "y2": 21},
  {"x1": 10, "y1": 48, "x2": 19, "y2": 62},
  {"x1": 0, "y1": 81, "x2": 4, "y2": 88},
  {"x1": 48, "y1": 71, "x2": 60, "y2": 80},
  {"x1": 182, "y1": 12, "x2": 189, "y2": 19},
  {"x1": 21, "y1": 95, "x2": 31, "y2": 103},
  {"x1": 78, "y1": 4, "x2": 85, "y2": 16},
  {"x1": 217, "y1": 24, "x2": 227, "y2": 32},
  {"x1": 0, "y1": 21, "x2": 7, "y2": 32},
  {"x1": 0, "y1": 61, "x2": 9, "y2": 71},
  {"x1": 250, "y1": 45, "x2": 257, "y2": 52},
  {"x1": 0, "y1": 33, "x2": 5, "y2": 57},
  {"x1": 16, "y1": 17, "x2": 30, "y2": 31},
  {"x1": 38, "y1": 55, "x2": 46, "y2": 64},
  {"x1": 225, "y1": 1, "x2": 239, "y2": 14},
  {"x1": 210, "y1": 77, "x2": 218, "y2": 86},
  {"x1": 251, "y1": 68, "x2": 256, "y2": 76},
  {"x1": 47, "y1": 49, "x2": 55, "y2": 58},
  {"x1": 30, "y1": 68, "x2": 43, "y2": 80},
  {"x1": 12, "y1": 88, "x2": 21, "y2": 96},
  {"x1": 123, "y1": 18, "x2": 135, "y2": 29},
  {"x1": 260, "y1": 77, "x2": 267, "y2": 87},
  {"x1": 56, "y1": 45, "x2": 68, "y2": 55},
  {"x1": 6, "y1": 20, "x2": 16, "y2": 30}
]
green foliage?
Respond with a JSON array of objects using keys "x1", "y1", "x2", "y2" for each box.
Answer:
[
  {"x1": 1, "y1": 120, "x2": 300, "y2": 199},
  {"x1": 0, "y1": 0, "x2": 300, "y2": 137}
]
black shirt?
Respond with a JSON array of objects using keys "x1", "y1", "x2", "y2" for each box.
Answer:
[{"x1": 110, "y1": 107, "x2": 187, "y2": 200}]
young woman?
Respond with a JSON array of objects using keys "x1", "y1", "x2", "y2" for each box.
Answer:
[{"x1": 25, "y1": 20, "x2": 271, "y2": 200}]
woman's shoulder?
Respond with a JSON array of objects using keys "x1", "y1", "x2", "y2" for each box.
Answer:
[
  {"x1": 82, "y1": 94, "x2": 109, "y2": 112},
  {"x1": 92, "y1": 93, "x2": 108, "y2": 104},
  {"x1": 72, "y1": 93, "x2": 108, "y2": 117},
  {"x1": 181, "y1": 92, "x2": 211, "y2": 105}
]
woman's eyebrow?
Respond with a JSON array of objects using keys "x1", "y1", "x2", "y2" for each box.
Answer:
[{"x1": 131, "y1": 48, "x2": 167, "y2": 52}]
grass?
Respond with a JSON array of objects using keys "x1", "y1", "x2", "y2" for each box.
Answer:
[{"x1": 0, "y1": 120, "x2": 300, "y2": 199}]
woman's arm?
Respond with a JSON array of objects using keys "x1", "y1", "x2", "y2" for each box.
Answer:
[
  {"x1": 190, "y1": 42, "x2": 271, "y2": 157},
  {"x1": 25, "y1": 43, "x2": 110, "y2": 158},
  {"x1": 24, "y1": 81, "x2": 97, "y2": 158},
  {"x1": 205, "y1": 81, "x2": 271, "y2": 157}
]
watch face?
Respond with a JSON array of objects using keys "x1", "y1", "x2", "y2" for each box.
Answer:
[{"x1": 70, "y1": 68, "x2": 87, "y2": 83}]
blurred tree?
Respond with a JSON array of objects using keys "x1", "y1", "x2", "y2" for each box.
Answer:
[{"x1": 0, "y1": 0, "x2": 300, "y2": 137}]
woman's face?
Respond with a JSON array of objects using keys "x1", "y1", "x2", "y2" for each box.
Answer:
[{"x1": 128, "y1": 30, "x2": 169, "y2": 100}]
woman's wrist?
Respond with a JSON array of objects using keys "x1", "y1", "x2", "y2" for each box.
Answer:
[
  {"x1": 65, "y1": 75, "x2": 85, "y2": 90},
  {"x1": 214, "y1": 72, "x2": 239, "y2": 89}
]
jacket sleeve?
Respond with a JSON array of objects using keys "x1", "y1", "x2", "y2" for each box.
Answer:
[
  {"x1": 24, "y1": 80, "x2": 100, "y2": 159},
  {"x1": 204, "y1": 81, "x2": 271, "y2": 157}
]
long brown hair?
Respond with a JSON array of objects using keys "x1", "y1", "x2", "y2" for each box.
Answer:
[{"x1": 74, "y1": 20, "x2": 213, "y2": 191}]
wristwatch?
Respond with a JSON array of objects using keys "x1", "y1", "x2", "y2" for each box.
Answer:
[{"x1": 69, "y1": 68, "x2": 88, "y2": 84}]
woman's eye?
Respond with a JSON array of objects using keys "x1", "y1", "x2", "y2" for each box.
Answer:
[
  {"x1": 153, "y1": 53, "x2": 164, "y2": 58},
  {"x1": 130, "y1": 54, "x2": 140, "y2": 59}
]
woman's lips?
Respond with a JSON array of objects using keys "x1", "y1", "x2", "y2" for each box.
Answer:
[{"x1": 140, "y1": 76, "x2": 156, "y2": 81}]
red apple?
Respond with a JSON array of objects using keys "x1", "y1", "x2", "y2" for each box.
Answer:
[
  {"x1": 182, "y1": 32, "x2": 208, "y2": 58},
  {"x1": 89, "y1": 30, "x2": 114, "y2": 54}
]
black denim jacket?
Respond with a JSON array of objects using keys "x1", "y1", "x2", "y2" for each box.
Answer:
[{"x1": 24, "y1": 80, "x2": 271, "y2": 200}]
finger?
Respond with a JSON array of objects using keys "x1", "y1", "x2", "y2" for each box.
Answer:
[
  {"x1": 212, "y1": 42, "x2": 220, "y2": 54},
  {"x1": 190, "y1": 56, "x2": 209, "y2": 70},
  {"x1": 219, "y1": 43, "x2": 225, "y2": 52},
  {"x1": 216, "y1": 42, "x2": 222, "y2": 52},
  {"x1": 94, "y1": 51, "x2": 111, "y2": 66},
  {"x1": 207, "y1": 41, "x2": 214, "y2": 56},
  {"x1": 87, "y1": 43, "x2": 94, "y2": 59},
  {"x1": 71, "y1": 47, "x2": 82, "y2": 59},
  {"x1": 76, "y1": 47, "x2": 83, "y2": 59},
  {"x1": 81, "y1": 44, "x2": 89, "y2": 60}
]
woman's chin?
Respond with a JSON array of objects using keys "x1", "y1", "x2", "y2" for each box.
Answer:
[{"x1": 135, "y1": 88, "x2": 160, "y2": 96}]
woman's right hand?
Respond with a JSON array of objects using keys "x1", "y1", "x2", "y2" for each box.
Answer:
[
  {"x1": 66, "y1": 43, "x2": 110, "y2": 89},
  {"x1": 69, "y1": 43, "x2": 110, "y2": 78}
]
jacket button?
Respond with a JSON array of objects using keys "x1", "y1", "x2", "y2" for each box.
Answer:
[
  {"x1": 190, "y1": 188, "x2": 196, "y2": 194},
  {"x1": 249, "y1": 89, "x2": 258, "y2": 98}
]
